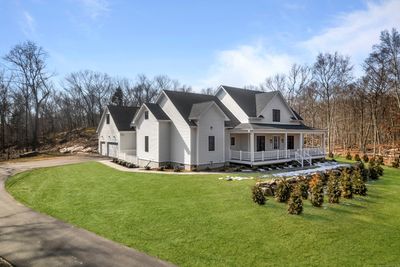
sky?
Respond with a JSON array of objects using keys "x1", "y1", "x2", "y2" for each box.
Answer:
[{"x1": 0, "y1": 0, "x2": 399, "y2": 90}]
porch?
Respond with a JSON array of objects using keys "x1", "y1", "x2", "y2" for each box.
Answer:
[{"x1": 228, "y1": 130, "x2": 326, "y2": 166}]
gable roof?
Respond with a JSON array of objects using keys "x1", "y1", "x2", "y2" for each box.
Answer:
[
  {"x1": 107, "y1": 105, "x2": 139, "y2": 131},
  {"x1": 163, "y1": 90, "x2": 239, "y2": 127},
  {"x1": 291, "y1": 108, "x2": 303, "y2": 121},
  {"x1": 255, "y1": 91, "x2": 278, "y2": 116},
  {"x1": 145, "y1": 103, "x2": 170, "y2": 120}
]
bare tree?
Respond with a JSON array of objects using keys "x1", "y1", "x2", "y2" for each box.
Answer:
[
  {"x1": 262, "y1": 73, "x2": 287, "y2": 94},
  {"x1": 286, "y1": 64, "x2": 311, "y2": 107},
  {"x1": 0, "y1": 70, "x2": 12, "y2": 153}
]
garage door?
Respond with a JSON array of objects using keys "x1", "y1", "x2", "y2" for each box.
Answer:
[
  {"x1": 107, "y1": 142, "x2": 118, "y2": 158},
  {"x1": 100, "y1": 142, "x2": 106, "y2": 156}
]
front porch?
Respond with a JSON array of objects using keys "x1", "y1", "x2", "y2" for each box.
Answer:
[{"x1": 228, "y1": 130, "x2": 326, "y2": 166}]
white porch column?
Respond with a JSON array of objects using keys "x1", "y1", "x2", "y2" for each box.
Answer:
[
  {"x1": 300, "y1": 132, "x2": 303, "y2": 155},
  {"x1": 250, "y1": 131, "x2": 255, "y2": 164},
  {"x1": 285, "y1": 132, "x2": 288, "y2": 158},
  {"x1": 322, "y1": 132, "x2": 326, "y2": 155}
]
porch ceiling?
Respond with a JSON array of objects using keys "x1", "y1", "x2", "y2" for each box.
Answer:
[{"x1": 231, "y1": 123, "x2": 326, "y2": 133}]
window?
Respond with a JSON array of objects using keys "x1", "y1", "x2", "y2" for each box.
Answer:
[
  {"x1": 273, "y1": 136, "x2": 280, "y2": 149},
  {"x1": 287, "y1": 135, "x2": 294, "y2": 150},
  {"x1": 230, "y1": 137, "x2": 235, "y2": 146},
  {"x1": 144, "y1": 111, "x2": 149, "y2": 120},
  {"x1": 106, "y1": 114, "x2": 110, "y2": 124},
  {"x1": 272, "y1": 109, "x2": 280, "y2": 122},
  {"x1": 208, "y1": 136, "x2": 215, "y2": 151},
  {"x1": 145, "y1": 136, "x2": 149, "y2": 152}
]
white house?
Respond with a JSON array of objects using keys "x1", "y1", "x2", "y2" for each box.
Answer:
[{"x1": 97, "y1": 85, "x2": 326, "y2": 169}]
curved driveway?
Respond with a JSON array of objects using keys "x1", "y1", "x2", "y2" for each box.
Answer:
[{"x1": 0, "y1": 156, "x2": 175, "y2": 267}]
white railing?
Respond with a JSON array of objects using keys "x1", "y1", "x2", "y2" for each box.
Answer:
[{"x1": 229, "y1": 147, "x2": 325, "y2": 162}]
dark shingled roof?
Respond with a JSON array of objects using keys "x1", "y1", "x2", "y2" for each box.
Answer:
[
  {"x1": 107, "y1": 105, "x2": 139, "y2": 131},
  {"x1": 163, "y1": 90, "x2": 240, "y2": 127},
  {"x1": 221, "y1": 85, "x2": 303, "y2": 121},
  {"x1": 145, "y1": 103, "x2": 170, "y2": 120}
]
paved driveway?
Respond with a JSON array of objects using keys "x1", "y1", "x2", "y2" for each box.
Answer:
[{"x1": 0, "y1": 156, "x2": 175, "y2": 267}]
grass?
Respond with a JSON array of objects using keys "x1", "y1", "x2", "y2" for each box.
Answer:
[{"x1": 6, "y1": 160, "x2": 400, "y2": 266}]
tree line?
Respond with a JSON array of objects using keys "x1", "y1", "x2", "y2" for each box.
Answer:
[{"x1": 0, "y1": 28, "x2": 399, "y2": 156}]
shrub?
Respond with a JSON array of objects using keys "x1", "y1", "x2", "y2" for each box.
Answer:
[
  {"x1": 362, "y1": 154, "x2": 369, "y2": 163},
  {"x1": 174, "y1": 165, "x2": 182, "y2": 172},
  {"x1": 392, "y1": 157, "x2": 400, "y2": 168},
  {"x1": 354, "y1": 154, "x2": 361, "y2": 161},
  {"x1": 252, "y1": 185, "x2": 266, "y2": 205},
  {"x1": 145, "y1": 166, "x2": 151, "y2": 170},
  {"x1": 309, "y1": 174, "x2": 324, "y2": 207},
  {"x1": 354, "y1": 161, "x2": 368, "y2": 182},
  {"x1": 377, "y1": 156, "x2": 384, "y2": 165},
  {"x1": 298, "y1": 180, "x2": 309, "y2": 200},
  {"x1": 275, "y1": 179, "x2": 292, "y2": 203},
  {"x1": 158, "y1": 166, "x2": 165, "y2": 171},
  {"x1": 288, "y1": 185, "x2": 303, "y2": 215},
  {"x1": 340, "y1": 168, "x2": 353, "y2": 199},
  {"x1": 327, "y1": 171, "x2": 341, "y2": 203},
  {"x1": 368, "y1": 159, "x2": 378, "y2": 180},
  {"x1": 376, "y1": 162, "x2": 384, "y2": 177},
  {"x1": 352, "y1": 168, "x2": 367, "y2": 196},
  {"x1": 345, "y1": 152, "x2": 352, "y2": 160},
  {"x1": 328, "y1": 152, "x2": 334, "y2": 158}
]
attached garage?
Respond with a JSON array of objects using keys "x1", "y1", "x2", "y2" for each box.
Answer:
[{"x1": 107, "y1": 142, "x2": 118, "y2": 158}]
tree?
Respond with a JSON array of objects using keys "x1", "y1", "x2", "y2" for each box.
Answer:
[
  {"x1": 262, "y1": 73, "x2": 286, "y2": 94},
  {"x1": 340, "y1": 168, "x2": 353, "y2": 199},
  {"x1": 327, "y1": 171, "x2": 341, "y2": 203},
  {"x1": 0, "y1": 70, "x2": 12, "y2": 153},
  {"x1": 309, "y1": 174, "x2": 324, "y2": 207},
  {"x1": 111, "y1": 86, "x2": 124, "y2": 106},
  {"x1": 352, "y1": 168, "x2": 367, "y2": 196},
  {"x1": 286, "y1": 64, "x2": 311, "y2": 107},
  {"x1": 288, "y1": 184, "x2": 303, "y2": 215},
  {"x1": 4, "y1": 41, "x2": 52, "y2": 151}
]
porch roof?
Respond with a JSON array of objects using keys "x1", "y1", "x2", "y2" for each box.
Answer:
[{"x1": 233, "y1": 123, "x2": 325, "y2": 132}]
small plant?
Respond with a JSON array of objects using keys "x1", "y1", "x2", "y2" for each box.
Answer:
[
  {"x1": 298, "y1": 180, "x2": 309, "y2": 200},
  {"x1": 368, "y1": 159, "x2": 378, "y2": 180},
  {"x1": 345, "y1": 152, "x2": 352, "y2": 160},
  {"x1": 327, "y1": 171, "x2": 341, "y2": 203},
  {"x1": 174, "y1": 165, "x2": 182, "y2": 172},
  {"x1": 362, "y1": 154, "x2": 369, "y2": 163},
  {"x1": 354, "y1": 154, "x2": 361, "y2": 161},
  {"x1": 340, "y1": 168, "x2": 353, "y2": 199},
  {"x1": 288, "y1": 184, "x2": 303, "y2": 215},
  {"x1": 252, "y1": 185, "x2": 266, "y2": 205},
  {"x1": 158, "y1": 166, "x2": 165, "y2": 171},
  {"x1": 377, "y1": 156, "x2": 384, "y2": 165},
  {"x1": 328, "y1": 152, "x2": 334, "y2": 158},
  {"x1": 275, "y1": 179, "x2": 292, "y2": 203},
  {"x1": 309, "y1": 174, "x2": 324, "y2": 207},
  {"x1": 376, "y1": 162, "x2": 384, "y2": 177},
  {"x1": 352, "y1": 168, "x2": 367, "y2": 196},
  {"x1": 145, "y1": 166, "x2": 151, "y2": 170},
  {"x1": 392, "y1": 157, "x2": 400, "y2": 168}
]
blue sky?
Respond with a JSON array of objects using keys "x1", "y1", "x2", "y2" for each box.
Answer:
[{"x1": 1, "y1": 0, "x2": 399, "y2": 89}]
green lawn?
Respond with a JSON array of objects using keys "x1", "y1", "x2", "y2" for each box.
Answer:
[{"x1": 6, "y1": 161, "x2": 400, "y2": 266}]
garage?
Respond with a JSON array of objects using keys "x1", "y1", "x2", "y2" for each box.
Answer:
[
  {"x1": 100, "y1": 142, "x2": 106, "y2": 156},
  {"x1": 107, "y1": 142, "x2": 118, "y2": 158}
]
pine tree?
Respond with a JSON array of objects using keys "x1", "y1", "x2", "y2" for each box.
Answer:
[
  {"x1": 275, "y1": 179, "x2": 292, "y2": 203},
  {"x1": 252, "y1": 184, "x2": 266, "y2": 205},
  {"x1": 368, "y1": 159, "x2": 378, "y2": 180},
  {"x1": 376, "y1": 162, "x2": 384, "y2": 177},
  {"x1": 352, "y1": 168, "x2": 368, "y2": 196},
  {"x1": 111, "y1": 86, "x2": 124, "y2": 106},
  {"x1": 354, "y1": 154, "x2": 361, "y2": 161},
  {"x1": 309, "y1": 174, "x2": 324, "y2": 207},
  {"x1": 346, "y1": 152, "x2": 352, "y2": 160},
  {"x1": 340, "y1": 168, "x2": 353, "y2": 199},
  {"x1": 298, "y1": 180, "x2": 309, "y2": 200},
  {"x1": 327, "y1": 171, "x2": 341, "y2": 203},
  {"x1": 288, "y1": 184, "x2": 303, "y2": 215}
]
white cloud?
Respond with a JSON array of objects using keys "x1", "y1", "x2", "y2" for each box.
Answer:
[
  {"x1": 21, "y1": 11, "x2": 36, "y2": 36},
  {"x1": 301, "y1": 0, "x2": 400, "y2": 63},
  {"x1": 199, "y1": 42, "x2": 295, "y2": 88},
  {"x1": 77, "y1": 0, "x2": 110, "y2": 19}
]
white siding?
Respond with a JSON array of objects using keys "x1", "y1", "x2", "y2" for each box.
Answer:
[
  {"x1": 158, "y1": 121, "x2": 171, "y2": 162},
  {"x1": 136, "y1": 107, "x2": 159, "y2": 163},
  {"x1": 257, "y1": 94, "x2": 299, "y2": 124},
  {"x1": 120, "y1": 132, "x2": 136, "y2": 151},
  {"x1": 157, "y1": 93, "x2": 192, "y2": 165},
  {"x1": 216, "y1": 88, "x2": 248, "y2": 123},
  {"x1": 98, "y1": 109, "x2": 121, "y2": 157},
  {"x1": 197, "y1": 105, "x2": 225, "y2": 165}
]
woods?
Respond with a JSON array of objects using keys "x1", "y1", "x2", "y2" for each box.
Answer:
[{"x1": 0, "y1": 29, "x2": 399, "y2": 158}]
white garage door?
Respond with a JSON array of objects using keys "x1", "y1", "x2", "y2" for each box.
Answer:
[
  {"x1": 107, "y1": 142, "x2": 118, "y2": 158},
  {"x1": 100, "y1": 142, "x2": 106, "y2": 156}
]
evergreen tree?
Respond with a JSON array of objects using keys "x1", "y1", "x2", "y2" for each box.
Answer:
[
  {"x1": 275, "y1": 179, "x2": 292, "y2": 203},
  {"x1": 111, "y1": 86, "x2": 124, "y2": 106},
  {"x1": 309, "y1": 174, "x2": 324, "y2": 207},
  {"x1": 368, "y1": 159, "x2": 378, "y2": 180},
  {"x1": 298, "y1": 180, "x2": 309, "y2": 200},
  {"x1": 340, "y1": 168, "x2": 353, "y2": 199},
  {"x1": 288, "y1": 184, "x2": 303, "y2": 215},
  {"x1": 327, "y1": 171, "x2": 341, "y2": 203},
  {"x1": 362, "y1": 154, "x2": 369, "y2": 163},
  {"x1": 354, "y1": 154, "x2": 361, "y2": 161},
  {"x1": 353, "y1": 168, "x2": 368, "y2": 196}
]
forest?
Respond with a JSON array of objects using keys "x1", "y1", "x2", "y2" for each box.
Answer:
[{"x1": 0, "y1": 28, "x2": 399, "y2": 159}]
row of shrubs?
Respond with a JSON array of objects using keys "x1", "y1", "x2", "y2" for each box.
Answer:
[
  {"x1": 145, "y1": 164, "x2": 184, "y2": 172},
  {"x1": 111, "y1": 158, "x2": 137, "y2": 168},
  {"x1": 252, "y1": 160, "x2": 384, "y2": 215},
  {"x1": 342, "y1": 152, "x2": 400, "y2": 168}
]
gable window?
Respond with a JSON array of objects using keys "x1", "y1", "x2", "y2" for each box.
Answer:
[
  {"x1": 106, "y1": 114, "x2": 110, "y2": 124},
  {"x1": 287, "y1": 135, "x2": 294, "y2": 150},
  {"x1": 230, "y1": 137, "x2": 235, "y2": 146},
  {"x1": 272, "y1": 109, "x2": 280, "y2": 122},
  {"x1": 144, "y1": 111, "x2": 149, "y2": 120},
  {"x1": 145, "y1": 136, "x2": 149, "y2": 152},
  {"x1": 208, "y1": 136, "x2": 215, "y2": 151}
]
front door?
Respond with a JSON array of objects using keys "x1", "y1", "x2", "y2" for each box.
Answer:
[
  {"x1": 273, "y1": 136, "x2": 280, "y2": 150},
  {"x1": 256, "y1": 136, "x2": 265, "y2": 151},
  {"x1": 287, "y1": 136, "x2": 294, "y2": 150}
]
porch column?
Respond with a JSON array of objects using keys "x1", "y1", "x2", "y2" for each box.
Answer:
[
  {"x1": 285, "y1": 132, "x2": 288, "y2": 158},
  {"x1": 250, "y1": 131, "x2": 255, "y2": 164},
  {"x1": 300, "y1": 132, "x2": 303, "y2": 155},
  {"x1": 322, "y1": 132, "x2": 326, "y2": 155}
]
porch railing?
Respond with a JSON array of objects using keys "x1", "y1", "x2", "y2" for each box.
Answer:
[{"x1": 229, "y1": 147, "x2": 324, "y2": 162}]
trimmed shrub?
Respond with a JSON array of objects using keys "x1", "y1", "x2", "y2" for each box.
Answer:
[
  {"x1": 298, "y1": 180, "x2": 309, "y2": 200},
  {"x1": 145, "y1": 166, "x2": 151, "y2": 170},
  {"x1": 376, "y1": 163, "x2": 384, "y2": 177},
  {"x1": 392, "y1": 157, "x2": 400, "y2": 168},
  {"x1": 345, "y1": 152, "x2": 352, "y2": 160},
  {"x1": 309, "y1": 174, "x2": 324, "y2": 207},
  {"x1": 354, "y1": 154, "x2": 361, "y2": 161},
  {"x1": 288, "y1": 185, "x2": 303, "y2": 215},
  {"x1": 328, "y1": 152, "x2": 334, "y2": 158},
  {"x1": 377, "y1": 156, "x2": 384, "y2": 165},
  {"x1": 174, "y1": 165, "x2": 182, "y2": 172},
  {"x1": 340, "y1": 168, "x2": 353, "y2": 199},
  {"x1": 275, "y1": 179, "x2": 292, "y2": 203},
  {"x1": 252, "y1": 185, "x2": 266, "y2": 205},
  {"x1": 354, "y1": 161, "x2": 368, "y2": 182},
  {"x1": 368, "y1": 159, "x2": 378, "y2": 180},
  {"x1": 158, "y1": 166, "x2": 165, "y2": 171},
  {"x1": 362, "y1": 154, "x2": 369, "y2": 163},
  {"x1": 352, "y1": 168, "x2": 367, "y2": 196},
  {"x1": 327, "y1": 171, "x2": 341, "y2": 203}
]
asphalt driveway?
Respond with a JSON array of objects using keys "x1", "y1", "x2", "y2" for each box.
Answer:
[{"x1": 0, "y1": 155, "x2": 175, "y2": 267}]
